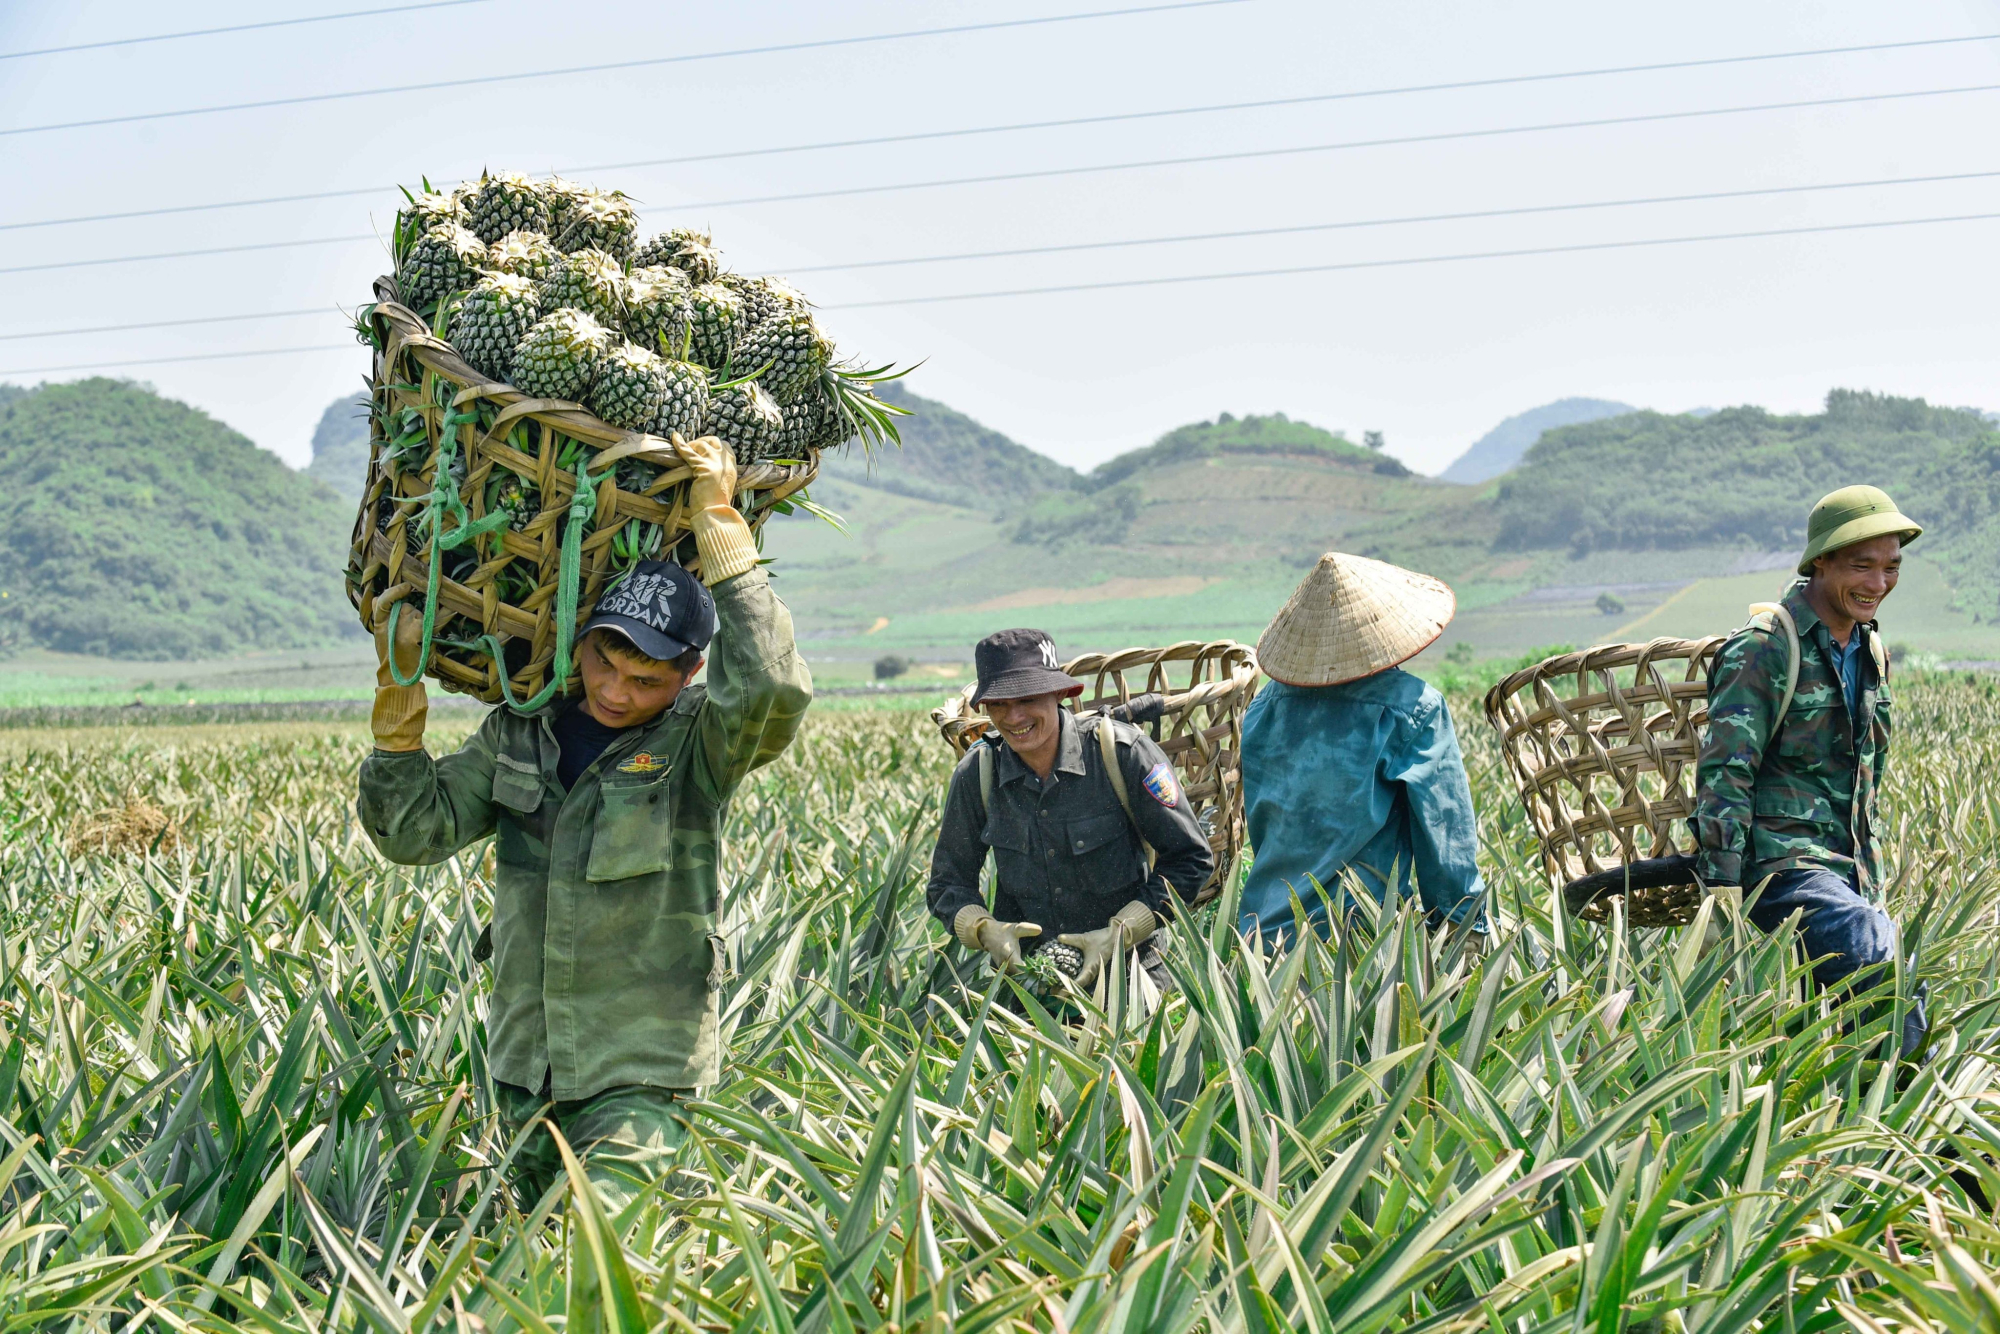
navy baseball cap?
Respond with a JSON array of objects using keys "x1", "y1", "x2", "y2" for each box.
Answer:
[
  {"x1": 581, "y1": 560, "x2": 716, "y2": 662},
  {"x1": 970, "y1": 628, "x2": 1082, "y2": 705}
]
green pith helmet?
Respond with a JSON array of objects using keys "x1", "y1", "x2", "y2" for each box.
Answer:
[{"x1": 1797, "y1": 485, "x2": 1923, "y2": 576}]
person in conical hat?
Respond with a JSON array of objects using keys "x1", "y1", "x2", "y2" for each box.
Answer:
[{"x1": 1238, "y1": 552, "x2": 1487, "y2": 945}]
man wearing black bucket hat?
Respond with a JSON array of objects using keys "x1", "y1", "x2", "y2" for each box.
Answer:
[
  {"x1": 926, "y1": 628, "x2": 1214, "y2": 995},
  {"x1": 359, "y1": 431, "x2": 812, "y2": 1213}
]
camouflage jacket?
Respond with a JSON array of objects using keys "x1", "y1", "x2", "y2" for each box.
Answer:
[
  {"x1": 357, "y1": 568, "x2": 812, "y2": 1099},
  {"x1": 1693, "y1": 583, "x2": 1890, "y2": 896}
]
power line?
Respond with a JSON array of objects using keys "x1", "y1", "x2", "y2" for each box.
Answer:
[
  {"x1": 0, "y1": 344, "x2": 355, "y2": 377},
  {"x1": 822, "y1": 210, "x2": 2000, "y2": 309},
  {"x1": 0, "y1": 234, "x2": 379, "y2": 276},
  {"x1": 4, "y1": 209, "x2": 1994, "y2": 376},
  {"x1": 0, "y1": 1, "x2": 492, "y2": 61},
  {"x1": 10, "y1": 83, "x2": 1997, "y2": 277},
  {"x1": 669, "y1": 82, "x2": 2000, "y2": 211},
  {"x1": 0, "y1": 308, "x2": 334, "y2": 342},
  {"x1": 782, "y1": 169, "x2": 2000, "y2": 273},
  {"x1": 6, "y1": 30, "x2": 1996, "y2": 233},
  {"x1": 9, "y1": 168, "x2": 1995, "y2": 334},
  {"x1": 0, "y1": 1, "x2": 1247, "y2": 138}
]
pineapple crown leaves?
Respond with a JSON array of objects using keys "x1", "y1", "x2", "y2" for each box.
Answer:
[{"x1": 820, "y1": 358, "x2": 918, "y2": 452}]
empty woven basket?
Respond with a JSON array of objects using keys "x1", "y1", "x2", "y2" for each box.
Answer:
[
  {"x1": 931, "y1": 640, "x2": 1259, "y2": 904},
  {"x1": 1483, "y1": 637, "x2": 1726, "y2": 927}
]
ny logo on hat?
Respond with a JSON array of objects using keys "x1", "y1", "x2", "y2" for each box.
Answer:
[{"x1": 1039, "y1": 640, "x2": 1059, "y2": 668}]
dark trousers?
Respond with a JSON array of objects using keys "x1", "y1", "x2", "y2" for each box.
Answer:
[{"x1": 1746, "y1": 867, "x2": 1927, "y2": 1059}]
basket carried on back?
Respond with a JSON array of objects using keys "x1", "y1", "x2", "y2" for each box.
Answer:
[
  {"x1": 1483, "y1": 637, "x2": 1726, "y2": 926},
  {"x1": 931, "y1": 640, "x2": 1259, "y2": 904},
  {"x1": 347, "y1": 282, "x2": 819, "y2": 706}
]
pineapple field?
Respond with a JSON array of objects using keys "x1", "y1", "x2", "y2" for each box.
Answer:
[
  {"x1": 5, "y1": 676, "x2": 2000, "y2": 1331},
  {"x1": 352, "y1": 171, "x2": 901, "y2": 706}
]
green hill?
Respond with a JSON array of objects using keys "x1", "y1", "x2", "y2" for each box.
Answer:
[
  {"x1": 816, "y1": 381, "x2": 1078, "y2": 509},
  {"x1": 1438, "y1": 396, "x2": 1637, "y2": 483},
  {"x1": 306, "y1": 392, "x2": 371, "y2": 504},
  {"x1": 1497, "y1": 391, "x2": 2000, "y2": 622},
  {"x1": 0, "y1": 379, "x2": 360, "y2": 659}
]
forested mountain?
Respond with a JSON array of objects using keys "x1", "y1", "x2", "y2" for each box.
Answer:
[
  {"x1": 1497, "y1": 390, "x2": 2000, "y2": 620},
  {"x1": 1439, "y1": 397, "x2": 1636, "y2": 483},
  {"x1": 0, "y1": 379, "x2": 358, "y2": 658},
  {"x1": 306, "y1": 392, "x2": 371, "y2": 503}
]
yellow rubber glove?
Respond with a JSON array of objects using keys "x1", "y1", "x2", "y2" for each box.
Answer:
[
  {"x1": 953, "y1": 905, "x2": 1043, "y2": 973},
  {"x1": 370, "y1": 601, "x2": 429, "y2": 752},
  {"x1": 673, "y1": 432, "x2": 759, "y2": 585},
  {"x1": 1058, "y1": 900, "x2": 1158, "y2": 988}
]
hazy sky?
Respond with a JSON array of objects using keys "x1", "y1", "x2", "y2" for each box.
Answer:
[{"x1": 3, "y1": 0, "x2": 1997, "y2": 475}]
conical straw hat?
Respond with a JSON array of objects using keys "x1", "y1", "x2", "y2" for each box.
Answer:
[{"x1": 1256, "y1": 552, "x2": 1456, "y2": 687}]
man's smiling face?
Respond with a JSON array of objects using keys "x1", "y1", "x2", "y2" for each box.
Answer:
[
  {"x1": 1811, "y1": 533, "x2": 1903, "y2": 630},
  {"x1": 982, "y1": 691, "x2": 1064, "y2": 763}
]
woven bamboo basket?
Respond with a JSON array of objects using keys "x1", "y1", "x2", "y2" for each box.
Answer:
[
  {"x1": 930, "y1": 640, "x2": 1259, "y2": 904},
  {"x1": 1483, "y1": 636, "x2": 1727, "y2": 927},
  {"x1": 347, "y1": 278, "x2": 819, "y2": 707}
]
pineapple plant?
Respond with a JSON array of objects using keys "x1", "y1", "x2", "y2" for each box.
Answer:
[
  {"x1": 687, "y1": 283, "x2": 747, "y2": 371},
  {"x1": 537, "y1": 249, "x2": 627, "y2": 327},
  {"x1": 635, "y1": 227, "x2": 720, "y2": 284},
  {"x1": 556, "y1": 190, "x2": 639, "y2": 260},
  {"x1": 588, "y1": 342, "x2": 678, "y2": 431},
  {"x1": 703, "y1": 381, "x2": 784, "y2": 467},
  {"x1": 447, "y1": 273, "x2": 541, "y2": 381},
  {"x1": 722, "y1": 273, "x2": 808, "y2": 328},
  {"x1": 396, "y1": 223, "x2": 487, "y2": 314},
  {"x1": 510, "y1": 307, "x2": 613, "y2": 402},
  {"x1": 624, "y1": 265, "x2": 692, "y2": 355},
  {"x1": 733, "y1": 307, "x2": 833, "y2": 402},
  {"x1": 484, "y1": 229, "x2": 559, "y2": 284},
  {"x1": 466, "y1": 170, "x2": 554, "y2": 244}
]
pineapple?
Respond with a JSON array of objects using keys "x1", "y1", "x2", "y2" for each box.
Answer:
[
  {"x1": 703, "y1": 381, "x2": 783, "y2": 468},
  {"x1": 589, "y1": 342, "x2": 677, "y2": 431},
  {"x1": 485, "y1": 470, "x2": 540, "y2": 532},
  {"x1": 399, "y1": 184, "x2": 467, "y2": 234},
  {"x1": 556, "y1": 190, "x2": 639, "y2": 260},
  {"x1": 543, "y1": 176, "x2": 588, "y2": 231},
  {"x1": 635, "y1": 227, "x2": 720, "y2": 284},
  {"x1": 721, "y1": 273, "x2": 808, "y2": 329},
  {"x1": 448, "y1": 273, "x2": 542, "y2": 381},
  {"x1": 396, "y1": 223, "x2": 487, "y2": 314},
  {"x1": 733, "y1": 307, "x2": 833, "y2": 402},
  {"x1": 652, "y1": 357, "x2": 711, "y2": 440},
  {"x1": 484, "y1": 229, "x2": 559, "y2": 284},
  {"x1": 687, "y1": 283, "x2": 747, "y2": 371},
  {"x1": 623, "y1": 265, "x2": 692, "y2": 356},
  {"x1": 511, "y1": 308, "x2": 613, "y2": 402},
  {"x1": 466, "y1": 170, "x2": 554, "y2": 244},
  {"x1": 537, "y1": 249, "x2": 627, "y2": 327}
]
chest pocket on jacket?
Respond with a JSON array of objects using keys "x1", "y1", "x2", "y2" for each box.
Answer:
[
  {"x1": 491, "y1": 755, "x2": 544, "y2": 813},
  {"x1": 983, "y1": 806, "x2": 1035, "y2": 888},
  {"x1": 586, "y1": 777, "x2": 672, "y2": 882},
  {"x1": 1772, "y1": 698, "x2": 1845, "y2": 764},
  {"x1": 1067, "y1": 811, "x2": 1138, "y2": 892}
]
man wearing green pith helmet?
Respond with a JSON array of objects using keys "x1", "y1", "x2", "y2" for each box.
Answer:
[
  {"x1": 357, "y1": 432, "x2": 813, "y2": 1214},
  {"x1": 1693, "y1": 484, "x2": 1928, "y2": 1060}
]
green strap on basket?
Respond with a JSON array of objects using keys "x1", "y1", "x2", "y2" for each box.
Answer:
[
  {"x1": 385, "y1": 409, "x2": 510, "y2": 687},
  {"x1": 475, "y1": 454, "x2": 605, "y2": 715}
]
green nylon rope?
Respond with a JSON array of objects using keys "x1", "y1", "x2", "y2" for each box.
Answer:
[
  {"x1": 475, "y1": 454, "x2": 604, "y2": 714},
  {"x1": 384, "y1": 406, "x2": 531, "y2": 689}
]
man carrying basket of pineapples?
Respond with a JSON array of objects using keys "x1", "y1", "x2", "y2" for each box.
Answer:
[
  {"x1": 358, "y1": 433, "x2": 812, "y2": 1213},
  {"x1": 1693, "y1": 485, "x2": 1927, "y2": 1060}
]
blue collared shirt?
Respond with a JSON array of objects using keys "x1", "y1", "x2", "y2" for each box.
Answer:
[
  {"x1": 1828, "y1": 627, "x2": 1864, "y2": 725},
  {"x1": 1238, "y1": 668, "x2": 1487, "y2": 940}
]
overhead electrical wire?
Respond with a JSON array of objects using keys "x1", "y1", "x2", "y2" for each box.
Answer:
[
  {"x1": 0, "y1": 1, "x2": 1248, "y2": 138},
  {"x1": 8, "y1": 168, "x2": 1998, "y2": 335},
  {"x1": 0, "y1": 1, "x2": 492, "y2": 61},
  {"x1": 5, "y1": 81, "x2": 1996, "y2": 276},
  {"x1": 5, "y1": 30, "x2": 1997, "y2": 233},
  {"x1": 823, "y1": 210, "x2": 2000, "y2": 309},
  {"x1": 3, "y1": 209, "x2": 1994, "y2": 376}
]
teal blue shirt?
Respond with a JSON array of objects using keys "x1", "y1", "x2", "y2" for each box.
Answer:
[{"x1": 1238, "y1": 669, "x2": 1486, "y2": 941}]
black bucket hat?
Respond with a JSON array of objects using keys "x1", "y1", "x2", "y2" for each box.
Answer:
[{"x1": 970, "y1": 628, "x2": 1082, "y2": 705}]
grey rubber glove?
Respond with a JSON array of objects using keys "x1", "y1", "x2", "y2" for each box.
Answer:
[
  {"x1": 953, "y1": 905, "x2": 1042, "y2": 973},
  {"x1": 1058, "y1": 900, "x2": 1158, "y2": 988}
]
